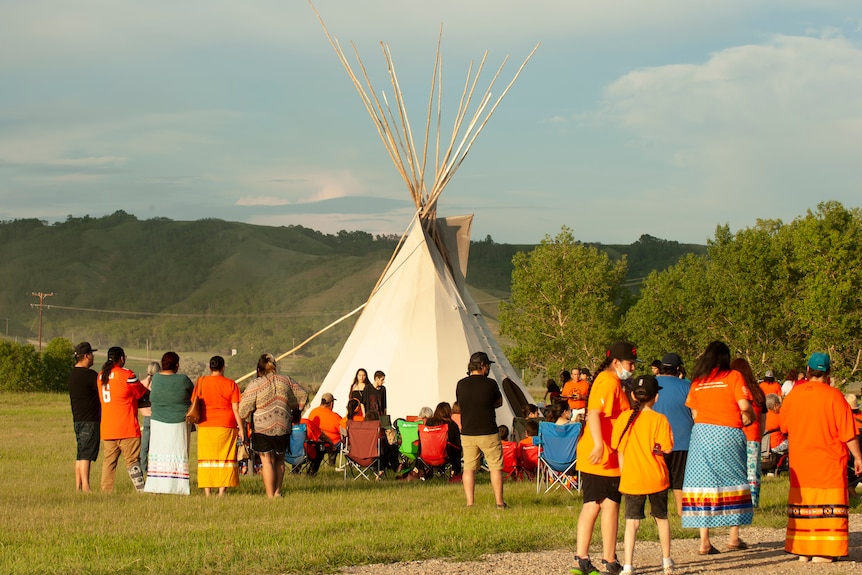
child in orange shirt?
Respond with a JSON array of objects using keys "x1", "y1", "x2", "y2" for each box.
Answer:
[{"x1": 612, "y1": 374, "x2": 675, "y2": 575}]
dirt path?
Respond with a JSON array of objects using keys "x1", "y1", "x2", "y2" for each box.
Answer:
[{"x1": 338, "y1": 515, "x2": 861, "y2": 575}]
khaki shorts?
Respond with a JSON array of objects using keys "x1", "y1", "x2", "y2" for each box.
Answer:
[{"x1": 462, "y1": 433, "x2": 504, "y2": 471}]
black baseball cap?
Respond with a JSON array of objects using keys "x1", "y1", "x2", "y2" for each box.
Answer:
[{"x1": 75, "y1": 342, "x2": 97, "y2": 356}]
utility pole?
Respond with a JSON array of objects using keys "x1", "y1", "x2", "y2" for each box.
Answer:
[{"x1": 30, "y1": 292, "x2": 54, "y2": 352}]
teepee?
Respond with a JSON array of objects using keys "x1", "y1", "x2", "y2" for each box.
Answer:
[{"x1": 308, "y1": 7, "x2": 538, "y2": 426}]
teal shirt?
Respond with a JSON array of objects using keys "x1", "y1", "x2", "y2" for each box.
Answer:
[{"x1": 150, "y1": 373, "x2": 195, "y2": 423}]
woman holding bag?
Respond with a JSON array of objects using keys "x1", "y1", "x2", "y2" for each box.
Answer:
[{"x1": 195, "y1": 356, "x2": 245, "y2": 496}]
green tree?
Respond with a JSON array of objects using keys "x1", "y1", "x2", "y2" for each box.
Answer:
[
  {"x1": 41, "y1": 338, "x2": 75, "y2": 392},
  {"x1": 499, "y1": 227, "x2": 628, "y2": 376},
  {"x1": 0, "y1": 340, "x2": 42, "y2": 392}
]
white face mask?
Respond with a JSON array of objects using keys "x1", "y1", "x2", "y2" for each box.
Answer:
[{"x1": 616, "y1": 367, "x2": 633, "y2": 380}]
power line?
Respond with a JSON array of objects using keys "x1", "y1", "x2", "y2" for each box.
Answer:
[
  {"x1": 44, "y1": 304, "x2": 351, "y2": 319},
  {"x1": 30, "y1": 292, "x2": 54, "y2": 352}
]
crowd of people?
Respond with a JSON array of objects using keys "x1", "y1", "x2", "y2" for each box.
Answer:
[{"x1": 67, "y1": 340, "x2": 862, "y2": 573}]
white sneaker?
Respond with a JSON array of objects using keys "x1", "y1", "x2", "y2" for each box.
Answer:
[{"x1": 662, "y1": 558, "x2": 675, "y2": 575}]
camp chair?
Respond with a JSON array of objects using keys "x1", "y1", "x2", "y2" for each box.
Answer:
[
  {"x1": 760, "y1": 428, "x2": 788, "y2": 476},
  {"x1": 285, "y1": 423, "x2": 308, "y2": 474},
  {"x1": 518, "y1": 442, "x2": 539, "y2": 480},
  {"x1": 342, "y1": 420, "x2": 382, "y2": 480},
  {"x1": 536, "y1": 421, "x2": 581, "y2": 494},
  {"x1": 394, "y1": 418, "x2": 421, "y2": 471},
  {"x1": 415, "y1": 424, "x2": 452, "y2": 479},
  {"x1": 501, "y1": 441, "x2": 519, "y2": 480}
]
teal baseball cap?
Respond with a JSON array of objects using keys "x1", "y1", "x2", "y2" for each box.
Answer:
[{"x1": 807, "y1": 352, "x2": 831, "y2": 371}]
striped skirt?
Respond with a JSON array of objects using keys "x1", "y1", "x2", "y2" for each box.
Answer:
[
  {"x1": 786, "y1": 486, "x2": 849, "y2": 557},
  {"x1": 681, "y1": 423, "x2": 753, "y2": 528},
  {"x1": 144, "y1": 420, "x2": 190, "y2": 495},
  {"x1": 197, "y1": 426, "x2": 239, "y2": 489}
]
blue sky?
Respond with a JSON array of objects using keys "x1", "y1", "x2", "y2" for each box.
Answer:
[{"x1": 2, "y1": 1, "x2": 860, "y2": 244}]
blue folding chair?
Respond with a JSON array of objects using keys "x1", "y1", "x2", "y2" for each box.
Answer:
[
  {"x1": 285, "y1": 423, "x2": 308, "y2": 473},
  {"x1": 536, "y1": 421, "x2": 581, "y2": 494}
]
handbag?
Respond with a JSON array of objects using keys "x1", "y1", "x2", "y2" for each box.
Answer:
[{"x1": 185, "y1": 395, "x2": 202, "y2": 424}]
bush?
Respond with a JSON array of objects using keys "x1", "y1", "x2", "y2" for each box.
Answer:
[{"x1": 0, "y1": 338, "x2": 73, "y2": 392}]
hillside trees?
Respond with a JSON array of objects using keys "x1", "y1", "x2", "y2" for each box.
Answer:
[
  {"x1": 0, "y1": 338, "x2": 73, "y2": 392},
  {"x1": 624, "y1": 201, "x2": 862, "y2": 383},
  {"x1": 499, "y1": 227, "x2": 628, "y2": 376}
]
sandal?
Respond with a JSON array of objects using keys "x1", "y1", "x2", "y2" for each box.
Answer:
[
  {"x1": 726, "y1": 540, "x2": 748, "y2": 551},
  {"x1": 698, "y1": 545, "x2": 720, "y2": 555}
]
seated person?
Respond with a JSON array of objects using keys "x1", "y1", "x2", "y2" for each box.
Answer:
[
  {"x1": 364, "y1": 410, "x2": 400, "y2": 474},
  {"x1": 764, "y1": 393, "x2": 788, "y2": 453},
  {"x1": 417, "y1": 406, "x2": 433, "y2": 423},
  {"x1": 340, "y1": 398, "x2": 364, "y2": 434},
  {"x1": 544, "y1": 401, "x2": 573, "y2": 425},
  {"x1": 523, "y1": 403, "x2": 540, "y2": 419},
  {"x1": 519, "y1": 419, "x2": 539, "y2": 447},
  {"x1": 306, "y1": 393, "x2": 343, "y2": 469},
  {"x1": 451, "y1": 402, "x2": 462, "y2": 430}
]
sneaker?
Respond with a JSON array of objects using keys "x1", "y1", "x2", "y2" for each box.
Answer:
[
  {"x1": 601, "y1": 559, "x2": 623, "y2": 575},
  {"x1": 570, "y1": 557, "x2": 600, "y2": 575},
  {"x1": 621, "y1": 567, "x2": 635, "y2": 575},
  {"x1": 662, "y1": 558, "x2": 675, "y2": 575}
]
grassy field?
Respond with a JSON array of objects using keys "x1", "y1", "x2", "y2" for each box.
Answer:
[{"x1": 0, "y1": 393, "x2": 837, "y2": 575}]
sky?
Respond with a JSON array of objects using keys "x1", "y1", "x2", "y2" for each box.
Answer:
[{"x1": 2, "y1": 1, "x2": 861, "y2": 245}]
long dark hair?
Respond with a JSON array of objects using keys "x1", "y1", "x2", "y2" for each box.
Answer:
[
  {"x1": 730, "y1": 357, "x2": 765, "y2": 410},
  {"x1": 616, "y1": 383, "x2": 658, "y2": 443},
  {"x1": 100, "y1": 346, "x2": 125, "y2": 386},
  {"x1": 690, "y1": 341, "x2": 731, "y2": 382}
]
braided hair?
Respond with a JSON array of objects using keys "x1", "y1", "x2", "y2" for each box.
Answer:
[{"x1": 100, "y1": 346, "x2": 125, "y2": 387}]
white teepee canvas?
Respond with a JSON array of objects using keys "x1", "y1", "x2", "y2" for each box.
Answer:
[
  {"x1": 311, "y1": 214, "x2": 533, "y2": 426},
  {"x1": 303, "y1": 7, "x2": 539, "y2": 427}
]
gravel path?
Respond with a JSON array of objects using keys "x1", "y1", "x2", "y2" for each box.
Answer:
[{"x1": 338, "y1": 515, "x2": 861, "y2": 575}]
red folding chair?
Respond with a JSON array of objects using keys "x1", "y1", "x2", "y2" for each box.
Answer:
[
  {"x1": 416, "y1": 424, "x2": 451, "y2": 479},
  {"x1": 518, "y1": 443, "x2": 539, "y2": 480},
  {"x1": 343, "y1": 420, "x2": 382, "y2": 481},
  {"x1": 502, "y1": 441, "x2": 519, "y2": 480}
]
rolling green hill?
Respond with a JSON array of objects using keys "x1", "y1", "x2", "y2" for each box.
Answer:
[{"x1": 0, "y1": 213, "x2": 704, "y2": 383}]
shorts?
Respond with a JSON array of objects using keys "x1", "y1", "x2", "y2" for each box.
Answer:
[
  {"x1": 580, "y1": 471, "x2": 622, "y2": 504},
  {"x1": 462, "y1": 433, "x2": 504, "y2": 471},
  {"x1": 74, "y1": 421, "x2": 100, "y2": 461},
  {"x1": 624, "y1": 490, "x2": 669, "y2": 520},
  {"x1": 664, "y1": 450, "x2": 687, "y2": 490},
  {"x1": 250, "y1": 433, "x2": 289, "y2": 455}
]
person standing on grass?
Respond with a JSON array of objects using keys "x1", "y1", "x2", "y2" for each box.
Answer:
[
  {"x1": 364, "y1": 370, "x2": 387, "y2": 416},
  {"x1": 456, "y1": 351, "x2": 506, "y2": 509},
  {"x1": 570, "y1": 341, "x2": 636, "y2": 575},
  {"x1": 779, "y1": 352, "x2": 862, "y2": 563},
  {"x1": 68, "y1": 342, "x2": 100, "y2": 492},
  {"x1": 652, "y1": 352, "x2": 692, "y2": 516},
  {"x1": 612, "y1": 375, "x2": 675, "y2": 575},
  {"x1": 240, "y1": 353, "x2": 308, "y2": 498},
  {"x1": 98, "y1": 346, "x2": 148, "y2": 493}
]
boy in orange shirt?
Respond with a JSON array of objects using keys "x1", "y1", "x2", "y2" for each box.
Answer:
[{"x1": 612, "y1": 375, "x2": 675, "y2": 575}]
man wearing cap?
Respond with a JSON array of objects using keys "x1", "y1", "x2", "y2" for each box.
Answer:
[
  {"x1": 68, "y1": 342, "x2": 100, "y2": 492},
  {"x1": 456, "y1": 351, "x2": 506, "y2": 508},
  {"x1": 306, "y1": 392, "x2": 343, "y2": 463},
  {"x1": 759, "y1": 370, "x2": 782, "y2": 398},
  {"x1": 653, "y1": 352, "x2": 693, "y2": 516},
  {"x1": 779, "y1": 352, "x2": 862, "y2": 563}
]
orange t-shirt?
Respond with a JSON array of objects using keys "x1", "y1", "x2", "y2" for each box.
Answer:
[
  {"x1": 764, "y1": 409, "x2": 786, "y2": 448},
  {"x1": 742, "y1": 403, "x2": 763, "y2": 442},
  {"x1": 308, "y1": 405, "x2": 343, "y2": 445},
  {"x1": 759, "y1": 381, "x2": 782, "y2": 398},
  {"x1": 686, "y1": 369, "x2": 751, "y2": 428},
  {"x1": 195, "y1": 374, "x2": 241, "y2": 429},
  {"x1": 612, "y1": 409, "x2": 673, "y2": 495},
  {"x1": 779, "y1": 380, "x2": 857, "y2": 489},
  {"x1": 562, "y1": 379, "x2": 588, "y2": 410},
  {"x1": 576, "y1": 370, "x2": 631, "y2": 477},
  {"x1": 99, "y1": 366, "x2": 146, "y2": 440}
]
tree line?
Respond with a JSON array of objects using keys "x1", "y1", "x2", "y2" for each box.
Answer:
[{"x1": 500, "y1": 201, "x2": 862, "y2": 386}]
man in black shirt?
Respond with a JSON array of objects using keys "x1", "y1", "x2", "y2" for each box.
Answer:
[
  {"x1": 455, "y1": 351, "x2": 506, "y2": 508},
  {"x1": 68, "y1": 342, "x2": 100, "y2": 491}
]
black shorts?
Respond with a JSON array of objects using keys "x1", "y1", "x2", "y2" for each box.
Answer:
[
  {"x1": 663, "y1": 451, "x2": 687, "y2": 490},
  {"x1": 624, "y1": 490, "x2": 669, "y2": 520},
  {"x1": 74, "y1": 421, "x2": 100, "y2": 461},
  {"x1": 580, "y1": 471, "x2": 622, "y2": 504},
  {"x1": 250, "y1": 433, "x2": 289, "y2": 455}
]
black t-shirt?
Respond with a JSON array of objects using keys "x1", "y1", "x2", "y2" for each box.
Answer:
[
  {"x1": 455, "y1": 374, "x2": 502, "y2": 436},
  {"x1": 68, "y1": 366, "x2": 101, "y2": 422},
  {"x1": 364, "y1": 385, "x2": 386, "y2": 415}
]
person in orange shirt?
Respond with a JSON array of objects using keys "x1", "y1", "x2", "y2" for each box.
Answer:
[
  {"x1": 780, "y1": 352, "x2": 862, "y2": 563},
  {"x1": 562, "y1": 369, "x2": 589, "y2": 417},
  {"x1": 759, "y1": 370, "x2": 782, "y2": 398},
  {"x1": 681, "y1": 341, "x2": 754, "y2": 555},
  {"x1": 307, "y1": 392, "x2": 344, "y2": 455},
  {"x1": 98, "y1": 346, "x2": 148, "y2": 493},
  {"x1": 571, "y1": 341, "x2": 636, "y2": 575},
  {"x1": 763, "y1": 394, "x2": 788, "y2": 452},
  {"x1": 732, "y1": 358, "x2": 767, "y2": 509},
  {"x1": 612, "y1": 375, "x2": 674, "y2": 575}
]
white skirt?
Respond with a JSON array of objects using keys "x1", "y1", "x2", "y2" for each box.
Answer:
[{"x1": 144, "y1": 420, "x2": 190, "y2": 495}]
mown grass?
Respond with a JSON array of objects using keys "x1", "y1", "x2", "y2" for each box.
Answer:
[{"x1": 0, "y1": 393, "x2": 841, "y2": 575}]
